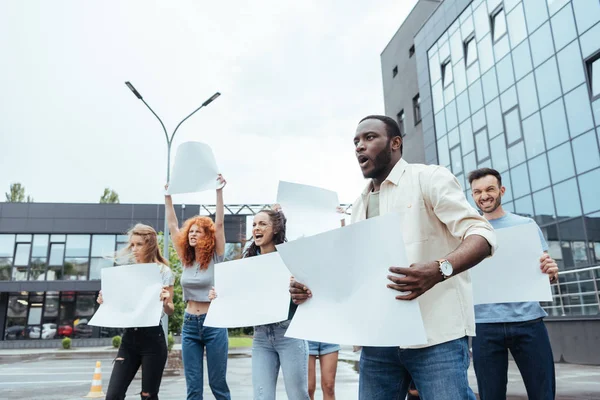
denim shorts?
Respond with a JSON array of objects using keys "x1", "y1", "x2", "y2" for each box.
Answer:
[{"x1": 308, "y1": 341, "x2": 341, "y2": 356}]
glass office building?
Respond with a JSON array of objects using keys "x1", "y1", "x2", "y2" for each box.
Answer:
[{"x1": 390, "y1": 0, "x2": 600, "y2": 317}]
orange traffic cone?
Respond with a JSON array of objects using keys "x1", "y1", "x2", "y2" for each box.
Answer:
[{"x1": 83, "y1": 361, "x2": 105, "y2": 398}]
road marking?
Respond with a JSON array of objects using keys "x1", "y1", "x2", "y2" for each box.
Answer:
[
  {"x1": 0, "y1": 372, "x2": 94, "y2": 376},
  {"x1": 0, "y1": 380, "x2": 90, "y2": 385}
]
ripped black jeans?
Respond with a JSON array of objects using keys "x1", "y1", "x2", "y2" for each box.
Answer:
[{"x1": 105, "y1": 325, "x2": 168, "y2": 400}]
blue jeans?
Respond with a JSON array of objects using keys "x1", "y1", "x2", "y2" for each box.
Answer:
[
  {"x1": 359, "y1": 337, "x2": 476, "y2": 400},
  {"x1": 182, "y1": 313, "x2": 230, "y2": 400},
  {"x1": 308, "y1": 341, "x2": 341, "y2": 356},
  {"x1": 472, "y1": 318, "x2": 555, "y2": 400},
  {"x1": 252, "y1": 320, "x2": 310, "y2": 400}
]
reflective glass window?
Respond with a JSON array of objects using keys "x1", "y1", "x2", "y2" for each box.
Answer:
[
  {"x1": 564, "y1": 84, "x2": 595, "y2": 137},
  {"x1": 50, "y1": 234, "x2": 65, "y2": 243},
  {"x1": 429, "y1": 51, "x2": 441, "y2": 84},
  {"x1": 16, "y1": 234, "x2": 31, "y2": 242},
  {"x1": 65, "y1": 235, "x2": 90, "y2": 258},
  {"x1": 413, "y1": 94, "x2": 422, "y2": 123},
  {"x1": 517, "y1": 73, "x2": 539, "y2": 118},
  {"x1": 435, "y1": 110, "x2": 447, "y2": 137},
  {"x1": 504, "y1": 107, "x2": 522, "y2": 144},
  {"x1": 0, "y1": 235, "x2": 15, "y2": 258},
  {"x1": 494, "y1": 35, "x2": 510, "y2": 61},
  {"x1": 469, "y1": 79, "x2": 485, "y2": 113},
  {"x1": 579, "y1": 168, "x2": 600, "y2": 214},
  {"x1": 523, "y1": 112, "x2": 546, "y2": 158},
  {"x1": 432, "y1": 81, "x2": 444, "y2": 113},
  {"x1": 90, "y1": 258, "x2": 114, "y2": 280},
  {"x1": 31, "y1": 235, "x2": 48, "y2": 258},
  {"x1": 492, "y1": 8, "x2": 507, "y2": 42},
  {"x1": 535, "y1": 57, "x2": 562, "y2": 108},
  {"x1": 474, "y1": 2, "x2": 491, "y2": 39},
  {"x1": 572, "y1": 130, "x2": 600, "y2": 174},
  {"x1": 466, "y1": 37, "x2": 478, "y2": 67},
  {"x1": 478, "y1": 34, "x2": 495, "y2": 73},
  {"x1": 453, "y1": 57, "x2": 468, "y2": 94},
  {"x1": 443, "y1": 60, "x2": 453, "y2": 88},
  {"x1": 446, "y1": 100, "x2": 458, "y2": 130},
  {"x1": 592, "y1": 57, "x2": 600, "y2": 99},
  {"x1": 448, "y1": 127, "x2": 460, "y2": 148},
  {"x1": 547, "y1": 0, "x2": 570, "y2": 16},
  {"x1": 553, "y1": 178, "x2": 582, "y2": 218},
  {"x1": 457, "y1": 91, "x2": 471, "y2": 122},
  {"x1": 486, "y1": 98, "x2": 503, "y2": 138},
  {"x1": 64, "y1": 258, "x2": 89, "y2": 280},
  {"x1": 508, "y1": 141, "x2": 526, "y2": 166},
  {"x1": 524, "y1": 0, "x2": 549, "y2": 32},
  {"x1": 450, "y1": 146, "x2": 463, "y2": 174},
  {"x1": 490, "y1": 134, "x2": 509, "y2": 172},
  {"x1": 529, "y1": 22, "x2": 555, "y2": 67},
  {"x1": 467, "y1": 61, "x2": 481, "y2": 86},
  {"x1": 572, "y1": 0, "x2": 600, "y2": 34},
  {"x1": 461, "y1": 12, "x2": 475, "y2": 40},
  {"x1": 533, "y1": 188, "x2": 556, "y2": 219},
  {"x1": 510, "y1": 164, "x2": 531, "y2": 198},
  {"x1": 91, "y1": 235, "x2": 116, "y2": 258},
  {"x1": 49, "y1": 244, "x2": 65, "y2": 266},
  {"x1": 515, "y1": 195, "x2": 534, "y2": 217},
  {"x1": 503, "y1": 170, "x2": 514, "y2": 202},
  {"x1": 512, "y1": 40, "x2": 533, "y2": 81},
  {"x1": 478, "y1": 159, "x2": 492, "y2": 169},
  {"x1": 548, "y1": 142, "x2": 575, "y2": 183},
  {"x1": 580, "y1": 23, "x2": 600, "y2": 60},
  {"x1": 475, "y1": 128, "x2": 490, "y2": 161},
  {"x1": 501, "y1": 86, "x2": 518, "y2": 112},
  {"x1": 463, "y1": 151, "x2": 477, "y2": 176},
  {"x1": 481, "y1": 67, "x2": 499, "y2": 104},
  {"x1": 503, "y1": 201, "x2": 515, "y2": 212},
  {"x1": 472, "y1": 108, "x2": 487, "y2": 132},
  {"x1": 460, "y1": 119, "x2": 475, "y2": 154},
  {"x1": 497, "y1": 54, "x2": 516, "y2": 93},
  {"x1": 551, "y1": 3, "x2": 577, "y2": 51},
  {"x1": 14, "y1": 244, "x2": 31, "y2": 266},
  {"x1": 450, "y1": 30, "x2": 463, "y2": 64},
  {"x1": 541, "y1": 98, "x2": 570, "y2": 149},
  {"x1": 557, "y1": 41, "x2": 586, "y2": 94},
  {"x1": 437, "y1": 135, "x2": 450, "y2": 167},
  {"x1": 439, "y1": 39, "x2": 451, "y2": 63},
  {"x1": 507, "y1": 3, "x2": 528, "y2": 47},
  {"x1": 529, "y1": 154, "x2": 551, "y2": 191},
  {"x1": 594, "y1": 100, "x2": 600, "y2": 126}
]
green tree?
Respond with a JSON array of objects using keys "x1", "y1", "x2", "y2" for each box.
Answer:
[
  {"x1": 158, "y1": 233, "x2": 184, "y2": 335},
  {"x1": 99, "y1": 188, "x2": 120, "y2": 204},
  {"x1": 5, "y1": 183, "x2": 33, "y2": 202}
]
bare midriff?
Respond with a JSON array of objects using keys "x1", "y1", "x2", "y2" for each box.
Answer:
[{"x1": 186, "y1": 300, "x2": 210, "y2": 315}]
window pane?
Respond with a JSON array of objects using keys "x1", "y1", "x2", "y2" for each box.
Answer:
[
  {"x1": 510, "y1": 164, "x2": 531, "y2": 198},
  {"x1": 448, "y1": 127, "x2": 460, "y2": 148},
  {"x1": 475, "y1": 128, "x2": 490, "y2": 161},
  {"x1": 524, "y1": 0, "x2": 549, "y2": 32},
  {"x1": 460, "y1": 119, "x2": 475, "y2": 154},
  {"x1": 14, "y1": 244, "x2": 31, "y2": 266},
  {"x1": 522, "y1": 112, "x2": 546, "y2": 158},
  {"x1": 435, "y1": 110, "x2": 447, "y2": 137},
  {"x1": 472, "y1": 108, "x2": 487, "y2": 132},
  {"x1": 529, "y1": 22, "x2": 555, "y2": 67},
  {"x1": 437, "y1": 135, "x2": 450, "y2": 167},
  {"x1": 548, "y1": 142, "x2": 576, "y2": 183},
  {"x1": 517, "y1": 73, "x2": 539, "y2": 118},
  {"x1": 580, "y1": 23, "x2": 600, "y2": 59},
  {"x1": 31, "y1": 235, "x2": 48, "y2": 258},
  {"x1": 478, "y1": 34, "x2": 495, "y2": 73},
  {"x1": 90, "y1": 258, "x2": 114, "y2": 280},
  {"x1": 490, "y1": 134, "x2": 509, "y2": 172},
  {"x1": 439, "y1": 39, "x2": 451, "y2": 63},
  {"x1": 443, "y1": 61, "x2": 454, "y2": 88},
  {"x1": 572, "y1": 0, "x2": 600, "y2": 34},
  {"x1": 467, "y1": 61, "x2": 481, "y2": 87},
  {"x1": 474, "y1": 2, "x2": 491, "y2": 39},
  {"x1": 486, "y1": 99, "x2": 503, "y2": 138},
  {"x1": 91, "y1": 235, "x2": 116, "y2": 258},
  {"x1": 12, "y1": 266, "x2": 28, "y2": 281},
  {"x1": 507, "y1": 4, "x2": 527, "y2": 47},
  {"x1": 564, "y1": 84, "x2": 595, "y2": 138},
  {"x1": 578, "y1": 168, "x2": 600, "y2": 214},
  {"x1": 572, "y1": 130, "x2": 600, "y2": 174},
  {"x1": 453, "y1": 57, "x2": 468, "y2": 94},
  {"x1": 554, "y1": 178, "x2": 582, "y2": 218},
  {"x1": 512, "y1": 40, "x2": 533, "y2": 81},
  {"x1": 49, "y1": 244, "x2": 65, "y2": 266},
  {"x1": 76, "y1": 294, "x2": 97, "y2": 317},
  {"x1": 497, "y1": 54, "x2": 515, "y2": 93},
  {"x1": 504, "y1": 107, "x2": 522, "y2": 144},
  {"x1": 535, "y1": 57, "x2": 562, "y2": 107},
  {"x1": 432, "y1": 81, "x2": 444, "y2": 113},
  {"x1": 50, "y1": 235, "x2": 66, "y2": 243},
  {"x1": 457, "y1": 91, "x2": 471, "y2": 122},
  {"x1": 541, "y1": 98, "x2": 570, "y2": 149},
  {"x1": 557, "y1": 41, "x2": 585, "y2": 94},
  {"x1": 481, "y1": 67, "x2": 499, "y2": 104},
  {"x1": 446, "y1": 100, "x2": 458, "y2": 130},
  {"x1": 551, "y1": 3, "x2": 577, "y2": 51},
  {"x1": 503, "y1": 171, "x2": 514, "y2": 202},
  {"x1": 466, "y1": 38, "x2": 478, "y2": 66},
  {"x1": 494, "y1": 35, "x2": 510, "y2": 61},
  {"x1": 16, "y1": 234, "x2": 31, "y2": 242},
  {"x1": 529, "y1": 154, "x2": 551, "y2": 191},
  {"x1": 461, "y1": 12, "x2": 475, "y2": 39},
  {"x1": 65, "y1": 235, "x2": 90, "y2": 258},
  {"x1": 0, "y1": 235, "x2": 15, "y2": 258},
  {"x1": 493, "y1": 9, "x2": 507, "y2": 41},
  {"x1": 547, "y1": 0, "x2": 569, "y2": 16},
  {"x1": 451, "y1": 146, "x2": 463, "y2": 174},
  {"x1": 450, "y1": 30, "x2": 463, "y2": 64},
  {"x1": 64, "y1": 258, "x2": 89, "y2": 280},
  {"x1": 429, "y1": 51, "x2": 441, "y2": 84},
  {"x1": 515, "y1": 195, "x2": 534, "y2": 217},
  {"x1": 533, "y1": 188, "x2": 556, "y2": 220},
  {"x1": 29, "y1": 258, "x2": 47, "y2": 281},
  {"x1": 508, "y1": 141, "x2": 526, "y2": 167},
  {"x1": 463, "y1": 151, "x2": 477, "y2": 176},
  {"x1": 593, "y1": 59, "x2": 600, "y2": 98},
  {"x1": 501, "y1": 86, "x2": 518, "y2": 112},
  {"x1": 468, "y1": 79, "x2": 484, "y2": 113}
]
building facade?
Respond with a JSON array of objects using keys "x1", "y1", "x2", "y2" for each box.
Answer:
[
  {"x1": 382, "y1": 0, "x2": 600, "y2": 318},
  {"x1": 0, "y1": 202, "x2": 250, "y2": 341}
]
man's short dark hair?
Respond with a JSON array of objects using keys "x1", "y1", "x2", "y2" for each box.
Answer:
[
  {"x1": 468, "y1": 168, "x2": 502, "y2": 187},
  {"x1": 359, "y1": 115, "x2": 403, "y2": 154}
]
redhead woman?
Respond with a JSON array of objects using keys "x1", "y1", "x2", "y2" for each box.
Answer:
[{"x1": 165, "y1": 175, "x2": 230, "y2": 400}]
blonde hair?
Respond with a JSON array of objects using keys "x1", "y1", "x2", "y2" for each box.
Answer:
[{"x1": 116, "y1": 223, "x2": 169, "y2": 266}]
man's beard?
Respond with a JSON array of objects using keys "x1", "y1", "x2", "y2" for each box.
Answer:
[
  {"x1": 478, "y1": 195, "x2": 502, "y2": 214},
  {"x1": 363, "y1": 142, "x2": 392, "y2": 179}
]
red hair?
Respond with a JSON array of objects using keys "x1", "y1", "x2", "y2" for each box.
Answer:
[{"x1": 175, "y1": 216, "x2": 216, "y2": 270}]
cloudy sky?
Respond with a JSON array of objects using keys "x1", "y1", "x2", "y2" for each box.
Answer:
[{"x1": 0, "y1": 0, "x2": 418, "y2": 206}]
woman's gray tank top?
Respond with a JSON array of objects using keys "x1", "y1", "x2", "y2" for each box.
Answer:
[{"x1": 180, "y1": 252, "x2": 224, "y2": 302}]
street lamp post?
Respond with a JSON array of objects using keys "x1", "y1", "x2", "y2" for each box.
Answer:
[{"x1": 125, "y1": 81, "x2": 221, "y2": 258}]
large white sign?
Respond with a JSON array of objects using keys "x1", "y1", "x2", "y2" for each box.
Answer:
[{"x1": 166, "y1": 141, "x2": 220, "y2": 195}]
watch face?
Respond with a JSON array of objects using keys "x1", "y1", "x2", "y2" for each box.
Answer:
[{"x1": 440, "y1": 261, "x2": 453, "y2": 276}]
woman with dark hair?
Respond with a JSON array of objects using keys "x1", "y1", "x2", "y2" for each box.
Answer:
[
  {"x1": 210, "y1": 207, "x2": 310, "y2": 400},
  {"x1": 165, "y1": 175, "x2": 230, "y2": 400},
  {"x1": 97, "y1": 223, "x2": 174, "y2": 400}
]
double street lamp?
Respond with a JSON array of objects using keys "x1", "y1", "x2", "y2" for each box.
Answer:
[{"x1": 125, "y1": 81, "x2": 221, "y2": 257}]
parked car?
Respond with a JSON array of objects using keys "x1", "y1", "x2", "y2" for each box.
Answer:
[
  {"x1": 42, "y1": 323, "x2": 57, "y2": 339},
  {"x1": 4, "y1": 325, "x2": 26, "y2": 340},
  {"x1": 74, "y1": 319, "x2": 93, "y2": 338},
  {"x1": 28, "y1": 326, "x2": 41, "y2": 339},
  {"x1": 57, "y1": 324, "x2": 73, "y2": 337}
]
